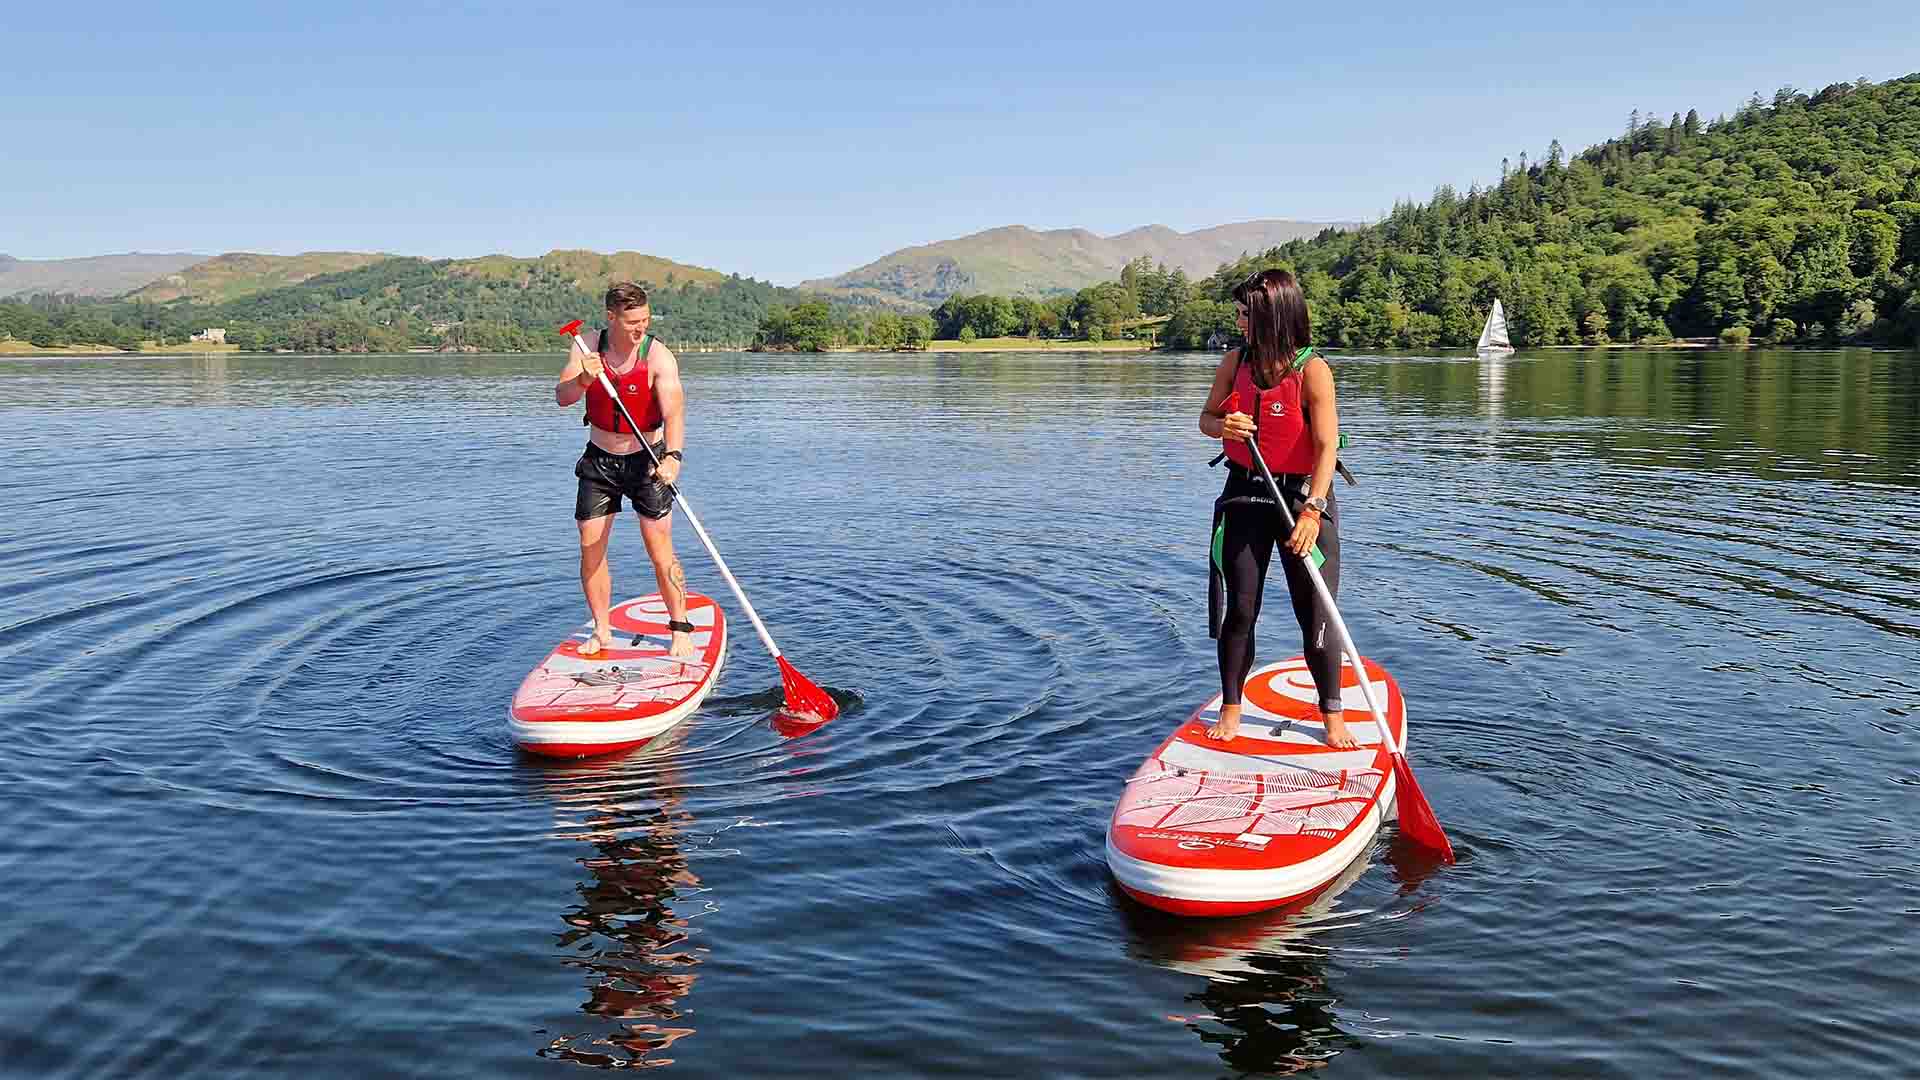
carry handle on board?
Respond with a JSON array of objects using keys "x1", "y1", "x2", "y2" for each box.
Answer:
[
  {"x1": 1221, "y1": 390, "x2": 1453, "y2": 861},
  {"x1": 560, "y1": 319, "x2": 838, "y2": 723}
]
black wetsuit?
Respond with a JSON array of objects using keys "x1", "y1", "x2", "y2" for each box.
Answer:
[{"x1": 1208, "y1": 465, "x2": 1343, "y2": 716}]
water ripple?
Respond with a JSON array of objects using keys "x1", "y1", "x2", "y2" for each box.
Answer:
[{"x1": 1, "y1": 349, "x2": 1916, "y2": 1076}]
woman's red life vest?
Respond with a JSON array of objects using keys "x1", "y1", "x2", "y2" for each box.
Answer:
[
  {"x1": 583, "y1": 330, "x2": 664, "y2": 434},
  {"x1": 1223, "y1": 347, "x2": 1318, "y2": 475}
]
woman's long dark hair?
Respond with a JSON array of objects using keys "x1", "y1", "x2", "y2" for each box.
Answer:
[{"x1": 1232, "y1": 268, "x2": 1311, "y2": 388}]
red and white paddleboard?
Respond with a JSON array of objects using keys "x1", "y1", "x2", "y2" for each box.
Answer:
[
  {"x1": 509, "y1": 593, "x2": 727, "y2": 758},
  {"x1": 1106, "y1": 655, "x2": 1406, "y2": 917}
]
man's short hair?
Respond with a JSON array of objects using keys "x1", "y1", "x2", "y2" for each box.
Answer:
[{"x1": 605, "y1": 282, "x2": 649, "y2": 312}]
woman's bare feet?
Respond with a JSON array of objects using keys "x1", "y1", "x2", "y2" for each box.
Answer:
[
  {"x1": 1207, "y1": 704, "x2": 1242, "y2": 741},
  {"x1": 1322, "y1": 711, "x2": 1359, "y2": 749},
  {"x1": 668, "y1": 630, "x2": 696, "y2": 659},
  {"x1": 577, "y1": 628, "x2": 614, "y2": 657}
]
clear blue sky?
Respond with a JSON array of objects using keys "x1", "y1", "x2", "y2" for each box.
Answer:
[{"x1": 6, "y1": 1, "x2": 1915, "y2": 284}]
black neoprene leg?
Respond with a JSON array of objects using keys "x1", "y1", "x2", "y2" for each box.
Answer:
[
  {"x1": 1278, "y1": 493, "x2": 1342, "y2": 714},
  {"x1": 1217, "y1": 506, "x2": 1278, "y2": 706}
]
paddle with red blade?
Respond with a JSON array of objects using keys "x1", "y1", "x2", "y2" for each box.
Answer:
[
  {"x1": 561, "y1": 319, "x2": 838, "y2": 722},
  {"x1": 1222, "y1": 390, "x2": 1453, "y2": 861}
]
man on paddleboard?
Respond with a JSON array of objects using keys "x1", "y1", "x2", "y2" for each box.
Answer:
[{"x1": 555, "y1": 283, "x2": 696, "y2": 659}]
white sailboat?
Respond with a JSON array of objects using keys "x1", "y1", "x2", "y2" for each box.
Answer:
[{"x1": 1476, "y1": 299, "x2": 1515, "y2": 357}]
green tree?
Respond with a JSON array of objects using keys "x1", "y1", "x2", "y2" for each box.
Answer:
[
  {"x1": 1161, "y1": 299, "x2": 1237, "y2": 349},
  {"x1": 869, "y1": 312, "x2": 904, "y2": 349},
  {"x1": 1851, "y1": 210, "x2": 1901, "y2": 278},
  {"x1": 1837, "y1": 298, "x2": 1878, "y2": 340}
]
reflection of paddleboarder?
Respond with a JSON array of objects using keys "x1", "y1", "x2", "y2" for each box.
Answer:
[
  {"x1": 536, "y1": 752, "x2": 706, "y2": 1069},
  {"x1": 555, "y1": 282, "x2": 695, "y2": 660},
  {"x1": 1199, "y1": 269, "x2": 1354, "y2": 747},
  {"x1": 1117, "y1": 851, "x2": 1371, "y2": 1075}
]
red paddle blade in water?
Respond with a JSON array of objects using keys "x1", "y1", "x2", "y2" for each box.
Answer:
[
  {"x1": 1391, "y1": 755, "x2": 1455, "y2": 862},
  {"x1": 777, "y1": 656, "x2": 838, "y2": 723}
]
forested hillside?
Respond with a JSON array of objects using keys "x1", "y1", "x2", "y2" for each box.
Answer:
[{"x1": 1193, "y1": 74, "x2": 1920, "y2": 349}]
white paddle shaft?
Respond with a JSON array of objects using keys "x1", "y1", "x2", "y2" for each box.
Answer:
[
  {"x1": 573, "y1": 332, "x2": 786, "y2": 660},
  {"x1": 1242, "y1": 440, "x2": 1405, "y2": 761}
]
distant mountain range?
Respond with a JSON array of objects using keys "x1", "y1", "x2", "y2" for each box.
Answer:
[
  {"x1": 4, "y1": 217, "x2": 1356, "y2": 311},
  {"x1": 798, "y1": 219, "x2": 1359, "y2": 307},
  {"x1": 0, "y1": 252, "x2": 205, "y2": 298}
]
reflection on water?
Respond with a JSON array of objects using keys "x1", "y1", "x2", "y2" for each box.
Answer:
[
  {"x1": 1121, "y1": 853, "x2": 1376, "y2": 1075},
  {"x1": 2, "y1": 347, "x2": 1917, "y2": 1076},
  {"x1": 1118, "y1": 823, "x2": 1460, "y2": 1075},
  {"x1": 534, "y1": 739, "x2": 709, "y2": 1070},
  {"x1": 1372, "y1": 347, "x2": 1920, "y2": 485},
  {"x1": 1478, "y1": 355, "x2": 1506, "y2": 421}
]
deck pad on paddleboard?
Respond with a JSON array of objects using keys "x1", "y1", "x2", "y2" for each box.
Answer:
[
  {"x1": 509, "y1": 593, "x2": 726, "y2": 757},
  {"x1": 1106, "y1": 655, "x2": 1406, "y2": 917}
]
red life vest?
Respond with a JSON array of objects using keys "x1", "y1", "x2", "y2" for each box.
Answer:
[
  {"x1": 583, "y1": 330, "x2": 664, "y2": 434},
  {"x1": 1223, "y1": 347, "x2": 1318, "y2": 474}
]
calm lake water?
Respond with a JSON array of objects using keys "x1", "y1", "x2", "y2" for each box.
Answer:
[{"x1": 2, "y1": 347, "x2": 1916, "y2": 1077}]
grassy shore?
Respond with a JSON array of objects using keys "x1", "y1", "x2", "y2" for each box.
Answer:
[
  {"x1": 0, "y1": 340, "x2": 241, "y2": 356},
  {"x1": 912, "y1": 336, "x2": 1153, "y2": 353}
]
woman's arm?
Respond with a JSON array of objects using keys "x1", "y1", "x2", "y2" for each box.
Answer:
[
  {"x1": 1199, "y1": 349, "x2": 1251, "y2": 441},
  {"x1": 1281, "y1": 356, "x2": 1341, "y2": 557},
  {"x1": 1302, "y1": 357, "x2": 1340, "y2": 501}
]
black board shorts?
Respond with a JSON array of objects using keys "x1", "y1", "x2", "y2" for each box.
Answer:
[{"x1": 574, "y1": 441, "x2": 673, "y2": 521}]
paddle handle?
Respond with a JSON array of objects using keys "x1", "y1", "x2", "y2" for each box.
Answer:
[
  {"x1": 570, "y1": 331, "x2": 786, "y2": 661},
  {"x1": 1241, "y1": 438, "x2": 1402, "y2": 760}
]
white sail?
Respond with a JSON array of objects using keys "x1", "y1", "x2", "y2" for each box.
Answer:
[{"x1": 1476, "y1": 300, "x2": 1514, "y2": 355}]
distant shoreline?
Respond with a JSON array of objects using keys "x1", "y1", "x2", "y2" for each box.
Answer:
[
  {"x1": 914, "y1": 337, "x2": 1151, "y2": 354},
  {"x1": 0, "y1": 340, "x2": 238, "y2": 357},
  {"x1": 6, "y1": 338, "x2": 1906, "y2": 359}
]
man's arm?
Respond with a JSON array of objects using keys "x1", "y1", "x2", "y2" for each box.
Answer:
[
  {"x1": 650, "y1": 342, "x2": 686, "y2": 484},
  {"x1": 556, "y1": 339, "x2": 599, "y2": 407}
]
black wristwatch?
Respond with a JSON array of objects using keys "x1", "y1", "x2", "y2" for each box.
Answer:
[{"x1": 662, "y1": 449, "x2": 684, "y2": 462}]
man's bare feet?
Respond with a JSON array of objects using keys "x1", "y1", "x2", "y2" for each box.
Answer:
[
  {"x1": 1206, "y1": 704, "x2": 1242, "y2": 741},
  {"x1": 668, "y1": 630, "x2": 696, "y2": 659},
  {"x1": 1323, "y1": 711, "x2": 1359, "y2": 749},
  {"x1": 578, "y1": 628, "x2": 614, "y2": 657}
]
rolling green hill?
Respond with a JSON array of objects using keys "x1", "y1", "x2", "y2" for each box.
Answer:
[
  {"x1": 800, "y1": 220, "x2": 1352, "y2": 308},
  {"x1": 129, "y1": 249, "x2": 731, "y2": 307},
  {"x1": 458, "y1": 250, "x2": 728, "y2": 290},
  {"x1": 130, "y1": 252, "x2": 393, "y2": 303},
  {"x1": 2, "y1": 249, "x2": 813, "y2": 352}
]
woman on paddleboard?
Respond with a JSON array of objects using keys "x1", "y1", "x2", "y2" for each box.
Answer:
[{"x1": 1199, "y1": 269, "x2": 1354, "y2": 747}]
